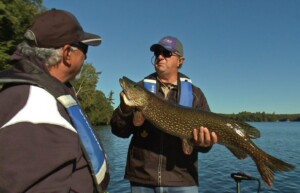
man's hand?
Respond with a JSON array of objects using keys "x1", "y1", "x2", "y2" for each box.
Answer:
[
  {"x1": 118, "y1": 92, "x2": 134, "y2": 116},
  {"x1": 133, "y1": 111, "x2": 145, "y2": 126},
  {"x1": 119, "y1": 91, "x2": 146, "y2": 127},
  {"x1": 193, "y1": 127, "x2": 218, "y2": 147}
]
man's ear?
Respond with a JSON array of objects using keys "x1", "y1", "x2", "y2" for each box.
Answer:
[
  {"x1": 178, "y1": 56, "x2": 185, "y2": 68},
  {"x1": 62, "y1": 45, "x2": 72, "y2": 66}
]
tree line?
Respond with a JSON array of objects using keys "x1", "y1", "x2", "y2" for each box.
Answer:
[
  {"x1": 71, "y1": 64, "x2": 115, "y2": 126},
  {"x1": 221, "y1": 111, "x2": 300, "y2": 122}
]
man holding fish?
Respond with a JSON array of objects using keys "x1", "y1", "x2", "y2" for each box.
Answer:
[{"x1": 111, "y1": 36, "x2": 218, "y2": 193}]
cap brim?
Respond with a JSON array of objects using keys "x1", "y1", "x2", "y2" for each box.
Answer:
[
  {"x1": 150, "y1": 44, "x2": 165, "y2": 52},
  {"x1": 150, "y1": 43, "x2": 176, "y2": 53},
  {"x1": 80, "y1": 32, "x2": 102, "y2": 46}
]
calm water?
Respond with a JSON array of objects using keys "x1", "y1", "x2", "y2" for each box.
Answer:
[{"x1": 97, "y1": 122, "x2": 300, "y2": 193}]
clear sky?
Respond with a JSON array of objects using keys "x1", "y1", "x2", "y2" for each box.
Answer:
[{"x1": 44, "y1": 0, "x2": 300, "y2": 114}]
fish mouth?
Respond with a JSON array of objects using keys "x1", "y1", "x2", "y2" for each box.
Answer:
[
  {"x1": 119, "y1": 77, "x2": 130, "y2": 101},
  {"x1": 119, "y1": 77, "x2": 125, "y2": 89}
]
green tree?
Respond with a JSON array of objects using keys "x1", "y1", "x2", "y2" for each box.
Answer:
[
  {"x1": 92, "y1": 90, "x2": 114, "y2": 125},
  {"x1": 0, "y1": 0, "x2": 45, "y2": 71},
  {"x1": 72, "y1": 63, "x2": 100, "y2": 105},
  {"x1": 107, "y1": 90, "x2": 115, "y2": 106},
  {"x1": 72, "y1": 64, "x2": 114, "y2": 126}
]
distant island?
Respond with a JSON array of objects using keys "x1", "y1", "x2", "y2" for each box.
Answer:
[{"x1": 220, "y1": 111, "x2": 300, "y2": 122}]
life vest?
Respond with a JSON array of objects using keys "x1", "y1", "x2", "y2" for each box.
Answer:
[
  {"x1": 143, "y1": 74, "x2": 194, "y2": 107},
  {"x1": 0, "y1": 59, "x2": 108, "y2": 193}
]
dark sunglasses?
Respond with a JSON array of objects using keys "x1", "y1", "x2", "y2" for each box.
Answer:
[
  {"x1": 154, "y1": 49, "x2": 174, "y2": 58},
  {"x1": 71, "y1": 42, "x2": 88, "y2": 56}
]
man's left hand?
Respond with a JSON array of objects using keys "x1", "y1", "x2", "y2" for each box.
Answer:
[{"x1": 193, "y1": 127, "x2": 218, "y2": 147}]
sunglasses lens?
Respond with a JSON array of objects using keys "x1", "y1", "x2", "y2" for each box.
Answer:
[
  {"x1": 163, "y1": 50, "x2": 172, "y2": 57},
  {"x1": 71, "y1": 42, "x2": 88, "y2": 55},
  {"x1": 154, "y1": 50, "x2": 173, "y2": 58}
]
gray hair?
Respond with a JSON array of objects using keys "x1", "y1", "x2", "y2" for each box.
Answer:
[{"x1": 17, "y1": 30, "x2": 63, "y2": 67}]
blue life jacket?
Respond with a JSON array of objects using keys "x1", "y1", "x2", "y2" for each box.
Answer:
[
  {"x1": 143, "y1": 76, "x2": 194, "y2": 107},
  {"x1": 57, "y1": 95, "x2": 107, "y2": 188}
]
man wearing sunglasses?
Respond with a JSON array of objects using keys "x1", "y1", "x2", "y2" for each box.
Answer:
[
  {"x1": 0, "y1": 9, "x2": 109, "y2": 193},
  {"x1": 111, "y1": 36, "x2": 218, "y2": 193}
]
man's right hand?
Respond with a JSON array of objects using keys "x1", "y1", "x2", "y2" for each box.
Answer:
[
  {"x1": 119, "y1": 91, "x2": 145, "y2": 126},
  {"x1": 118, "y1": 92, "x2": 134, "y2": 116}
]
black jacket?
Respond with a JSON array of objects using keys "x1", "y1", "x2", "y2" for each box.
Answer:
[
  {"x1": 0, "y1": 53, "x2": 109, "y2": 193},
  {"x1": 110, "y1": 72, "x2": 211, "y2": 186}
]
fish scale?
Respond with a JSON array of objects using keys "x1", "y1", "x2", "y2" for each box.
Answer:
[{"x1": 120, "y1": 76, "x2": 295, "y2": 187}]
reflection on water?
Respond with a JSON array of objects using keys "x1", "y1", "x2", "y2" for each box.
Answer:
[
  {"x1": 96, "y1": 122, "x2": 300, "y2": 193},
  {"x1": 97, "y1": 126, "x2": 131, "y2": 193}
]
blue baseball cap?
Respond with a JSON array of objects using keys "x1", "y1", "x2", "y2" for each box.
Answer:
[{"x1": 150, "y1": 36, "x2": 184, "y2": 56}]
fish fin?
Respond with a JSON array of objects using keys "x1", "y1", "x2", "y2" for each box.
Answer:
[
  {"x1": 233, "y1": 122, "x2": 260, "y2": 139},
  {"x1": 254, "y1": 148, "x2": 296, "y2": 187},
  {"x1": 182, "y1": 139, "x2": 194, "y2": 155},
  {"x1": 226, "y1": 145, "x2": 248, "y2": 159}
]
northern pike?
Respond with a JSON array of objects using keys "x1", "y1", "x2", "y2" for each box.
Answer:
[{"x1": 119, "y1": 76, "x2": 295, "y2": 187}]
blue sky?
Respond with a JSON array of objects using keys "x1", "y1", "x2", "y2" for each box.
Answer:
[{"x1": 44, "y1": 0, "x2": 300, "y2": 114}]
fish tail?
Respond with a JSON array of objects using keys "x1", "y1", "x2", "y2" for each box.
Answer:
[{"x1": 255, "y1": 150, "x2": 295, "y2": 187}]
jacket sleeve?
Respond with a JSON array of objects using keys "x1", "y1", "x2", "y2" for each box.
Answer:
[
  {"x1": 110, "y1": 106, "x2": 135, "y2": 138},
  {"x1": 193, "y1": 86, "x2": 211, "y2": 112}
]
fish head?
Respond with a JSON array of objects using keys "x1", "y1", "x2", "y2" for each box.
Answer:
[{"x1": 119, "y1": 76, "x2": 150, "y2": 109}]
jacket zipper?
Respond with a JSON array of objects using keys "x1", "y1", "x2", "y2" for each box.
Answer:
[{"x1": 157, "y1": 83, "x2": 170, "y2": 186}]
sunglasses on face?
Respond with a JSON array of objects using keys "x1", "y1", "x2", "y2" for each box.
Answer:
[
  {"x1": 154, "y1": 49, "x2": 174, "y2": 58},
  {"x1": 71, "y1": 42, "x2": 88, "y2": 56}
]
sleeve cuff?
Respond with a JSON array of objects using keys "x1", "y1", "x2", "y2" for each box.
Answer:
[{"x1": 118, "y1": 105, "x2": 133, "y2": 117}]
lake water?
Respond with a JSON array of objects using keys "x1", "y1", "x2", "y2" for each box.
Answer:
[{"x1": 96, "y1": 122, "x2": 300, "y2": 193}]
